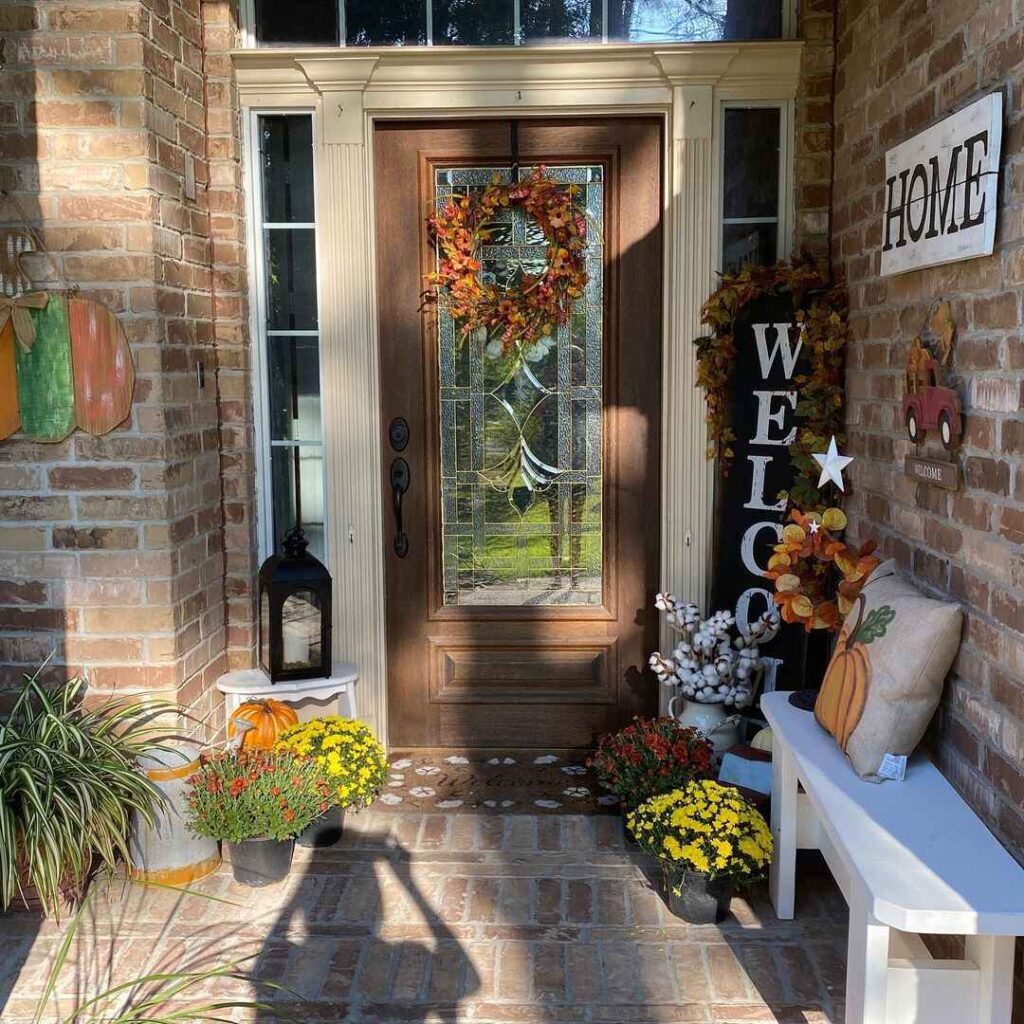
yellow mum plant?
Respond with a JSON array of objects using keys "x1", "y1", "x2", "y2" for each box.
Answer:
[
  {"x1": 275, "y1": 716, "x2": 389, "y2": 810},
  {"x1": 626, "y1": 779, "x2": 772, "y2": 885}
]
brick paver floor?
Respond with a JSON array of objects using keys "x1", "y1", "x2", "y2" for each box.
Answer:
[{"x1": 2, "y1": 811, "x2": 848, "y2": 1023}]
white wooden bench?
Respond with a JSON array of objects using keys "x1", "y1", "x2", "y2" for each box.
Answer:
[{"x1": 762, "y1": 690, "x2": 1024, "y2": 1024}]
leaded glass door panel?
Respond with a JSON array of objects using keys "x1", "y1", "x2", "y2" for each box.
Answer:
[
  {"x1": 436, "y1": 164, "x2": 604, "y2": 608},
  {"x1": 376, "y1": 120, "x2": 662, "y2": 749}
]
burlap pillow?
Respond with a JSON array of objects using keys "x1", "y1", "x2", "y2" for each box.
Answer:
[{"x1": 814, "y1": 561, "x2": 962, "y2": 781}]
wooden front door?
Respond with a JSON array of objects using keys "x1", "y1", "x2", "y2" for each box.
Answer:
[{"x1": 375, "y1": 118, "x2": 662, "y2": 749}]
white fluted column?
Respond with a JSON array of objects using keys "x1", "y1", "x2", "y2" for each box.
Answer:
[
  {"x1": 660, "y1": 84, "x2": 717, "y2": 702},
  {"x1": 317, "y1": 134, "x2": 388, "y2": 744}
]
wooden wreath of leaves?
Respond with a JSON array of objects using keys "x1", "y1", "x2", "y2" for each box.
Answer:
[
  {"x1": 423, "y1": 167, "x2": 590, "y2": 356},
  {"x1": 693, "y1": 257, "x2": 850, "y2": 509}
]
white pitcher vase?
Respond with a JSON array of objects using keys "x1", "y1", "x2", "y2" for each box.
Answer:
[{"x1": 668, "y1": 695, "x2": 740, "y2": 759}]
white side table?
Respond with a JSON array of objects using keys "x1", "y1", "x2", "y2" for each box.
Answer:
[{"x1": 216, "y1": 662, "x2": 359, "y2": 720}]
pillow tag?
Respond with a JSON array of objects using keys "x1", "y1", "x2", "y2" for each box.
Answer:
[{"x1": 878, "y1": 753, "x2": 908, "y2": 781}]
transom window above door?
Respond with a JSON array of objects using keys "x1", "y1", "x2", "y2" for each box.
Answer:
[{"x1": 248, "y1": 0, "x2": 789, "y2": 47}]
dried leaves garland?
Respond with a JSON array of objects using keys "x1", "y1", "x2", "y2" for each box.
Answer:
[
  {"x1": 423, "y1": 167, "x2": 589, "y2": 356},
  {"x1": 694, "y1": 258, "x2": 850, "y2": 510}
]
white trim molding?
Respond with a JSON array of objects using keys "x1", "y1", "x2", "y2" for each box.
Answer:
[{"x1": 233, "y1": 42, "x2": 804, "y2": 743}]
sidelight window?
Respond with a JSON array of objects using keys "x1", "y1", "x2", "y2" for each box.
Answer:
[
  {"x1": 719, "y1": 104, "x2": 788, "y2": 274},
  {"x1": 245, "y1": 0, "x2": 790, "y2": 47},
  {"x1": 251, "y1": 113, "x2": 326, "y2": 562}
]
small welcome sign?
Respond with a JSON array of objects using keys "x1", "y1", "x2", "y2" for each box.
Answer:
[{"x1": 881, "y1": 92, "x2": 1003, "y2": 276}]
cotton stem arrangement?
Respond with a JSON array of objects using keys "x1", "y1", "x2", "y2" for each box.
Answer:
[{"x1": 649, "y1": 594, "x2": 780, "y2": 708}]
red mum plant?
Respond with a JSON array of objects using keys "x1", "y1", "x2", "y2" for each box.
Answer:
[
  {"x1": 589, "y1": 717, "x2": 714, "y2": 809},
  {"x1": 186, "y1": 748, "x2": 331, "y2": 843}
]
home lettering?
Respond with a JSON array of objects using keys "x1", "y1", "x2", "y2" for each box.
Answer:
[{"x1": 883, "y1": 129, "x2": 989, "y2": 251}]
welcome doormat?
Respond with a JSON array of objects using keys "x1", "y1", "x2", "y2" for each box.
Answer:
[{"x1": 371, "y1": 750, "x2": 620, "y2": 814}]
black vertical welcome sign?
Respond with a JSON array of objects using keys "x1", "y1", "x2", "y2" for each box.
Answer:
[{"x1": 710, "y1": 292, "x2": 818, "y2": 688}]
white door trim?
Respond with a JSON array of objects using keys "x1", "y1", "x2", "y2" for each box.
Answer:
[{"x1": 234, "y1": 42, "x2": 804, "y2": 744}]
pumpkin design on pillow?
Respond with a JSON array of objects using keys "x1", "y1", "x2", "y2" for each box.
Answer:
[{"x1": 815, "y1": 596, "x2": 896, "y2": 750}]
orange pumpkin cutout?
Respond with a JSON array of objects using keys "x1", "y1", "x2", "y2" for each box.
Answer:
[
  {"x1": 815, "y1": 597, "x2": 896, "y2": 751},
  {"x1": 228, "y1": 699, "x2": 298, "y2": 750},
  {"x1": 0, "y1": 319, "x2": 19, "y2": 440}
]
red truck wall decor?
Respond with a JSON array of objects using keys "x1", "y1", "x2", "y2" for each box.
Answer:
[{"x1": 901, "y1": 303, "x2": 962, "y2": 451}]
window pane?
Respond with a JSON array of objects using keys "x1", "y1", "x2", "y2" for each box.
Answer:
[
  {"x1": 265, "y1": 228, "x2": 318, "y2": 331},
  {"x1": 435, "y1": 165, "x2": 604, "y2": 607},
  {"x1": 269, "y1": 336, "x2": 322, "y2": 442},
  {"x1": 433, "y1": 0, "x2": 514, "y2": 44},
  {"x1": 723, "y1": 107, "x2": 781, "y2": 219},
  {"x1": 261, "y1": 116, "x2": 314, "y2": 224},
  {"x1": 608, "y1": 0, "x2": 781, "y2": 42},
  {"x1": 271, "y1": 446, "x2": 325, "y2": 561},
  {"x1": 522, "y1": 0, "x2": 601, "y2": 42},
  {"x1": 722, "y1": 223, "x2": 778, "y2": 274},
  {"x1": 346, "y1": 0, "x2": 427, "y2": 44},
  {"x1": 255, "y1": 0, "x2": 339, "y2": 45}
]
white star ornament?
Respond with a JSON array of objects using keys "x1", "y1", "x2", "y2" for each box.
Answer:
[{"x1": 812, "y1": 436, "x2": 854, "y2": 492}]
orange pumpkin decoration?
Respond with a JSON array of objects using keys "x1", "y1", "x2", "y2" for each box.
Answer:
[
  {"x1": 815, "y1": 597, "x2": 895, "y2": 751},
  {"x1": 228, "y1": 699, "x2": 298, "y2": 750}
]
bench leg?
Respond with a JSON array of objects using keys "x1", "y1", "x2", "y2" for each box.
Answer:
[
  {"x1": 770, "y1": 740, "x2": 798, "y2": 919},
  {"x1": 966, "y1": 935, "x2": 1014, "y2": 1024},
  {"x1": 845, "y1": 894, "x2": 889, "y2": 1024}
]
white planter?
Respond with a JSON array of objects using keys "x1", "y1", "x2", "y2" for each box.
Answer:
[{"x1": 669, "y1": 696, "x2": 740, "y2": 759}]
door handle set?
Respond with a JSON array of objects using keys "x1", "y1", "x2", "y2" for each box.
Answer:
[{"x1": 388, "y1": 418, "x2": 410, "y2": 558}]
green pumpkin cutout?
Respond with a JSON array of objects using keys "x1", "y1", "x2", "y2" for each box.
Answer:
[{"x1": 15, "y1": 294, "x2": 75, "y2": 442}]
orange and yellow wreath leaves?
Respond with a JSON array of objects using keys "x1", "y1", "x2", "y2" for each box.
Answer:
[
  {"x1": 764, "y1": 508, "x2": 880, "y2": 633},
  {"x1": 423, "y1": 167, "x2": 589, "y2": 355}
]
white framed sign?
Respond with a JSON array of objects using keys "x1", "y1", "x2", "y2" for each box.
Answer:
[{"x1": 881, "y1": 92, "x2": 1003, "y2": 277}]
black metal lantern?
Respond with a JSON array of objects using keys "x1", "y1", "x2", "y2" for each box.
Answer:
[{"x1": 258, "y1": 525, "x2": 332, "y2": 682}]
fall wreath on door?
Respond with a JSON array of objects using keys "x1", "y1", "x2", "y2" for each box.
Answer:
[{"x1": 422, "y1": 167, "x2": 590, "y2": 356}]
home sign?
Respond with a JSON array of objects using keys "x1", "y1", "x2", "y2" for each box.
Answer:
[{"x1": 881, "y1": 92, "x2": 1003, "y2": 277}]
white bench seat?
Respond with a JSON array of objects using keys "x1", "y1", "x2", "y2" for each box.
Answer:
[{"x1": 762, "y1": 690, "x2": 1024, "y2": 1024}]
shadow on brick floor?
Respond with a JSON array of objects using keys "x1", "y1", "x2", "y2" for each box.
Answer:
[{"x1": 3, "y1": 813, "x2": 849, "y2": 1023}]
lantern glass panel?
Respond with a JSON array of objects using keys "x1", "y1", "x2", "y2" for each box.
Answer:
[
  {"x1": 260, "y1": 589, "x2": 271, "y2": 674},
  {"x1": 281, "y1": 587, "x2": 322, "y2": 672}
]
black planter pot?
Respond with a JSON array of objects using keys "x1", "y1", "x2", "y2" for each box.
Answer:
[
  {"x1": 663, "y1": 867, "x2": 732, "y2": 924},
  {"x1": 227, "y1": 837, "x2": 294, "y2": 887},
  {"x1": 297, "y1": 806, "x2": 346, "y2": 848}
]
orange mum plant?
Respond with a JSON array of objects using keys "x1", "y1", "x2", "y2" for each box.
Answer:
[
  {"x1": 423, "y1": 167, "x2": 589, "y2": 356},
  {"x1": 764, "y1": 508, "x2": 880, "y2": 632}
]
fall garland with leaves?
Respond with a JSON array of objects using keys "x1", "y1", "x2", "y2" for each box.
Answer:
[
  {"x1": 423, "y1": 167, "x2": 589, "y2": 356},
  {"x1": 694, "y1": 259, "x2": 849, "y2": 510}
]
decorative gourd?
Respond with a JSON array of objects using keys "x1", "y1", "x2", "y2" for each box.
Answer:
[
  {"x1": 228, "y1": 699, "x2": 298, "y2": 750},
  {"x1": 815, "y1": 597, "x2": 895, "y2": 751}
]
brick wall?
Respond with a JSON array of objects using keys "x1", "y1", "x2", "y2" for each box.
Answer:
[
  {"x1": 833, "y1": 0, "x2": 1024, "y2": 1012},
  {"x1": 0, "y1": 0, "x2": 248, "y2": 731},
  {"x1": 794, "y1": 0, "x2": 835, "y2": 261}
]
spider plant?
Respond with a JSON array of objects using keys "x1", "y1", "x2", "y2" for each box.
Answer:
[
  {"x1": 0, "y1": 665, "x2": 179, "y2": 916},
  {"x1": 33, "y1": 882, "x2": 296, "y2": 1024}
]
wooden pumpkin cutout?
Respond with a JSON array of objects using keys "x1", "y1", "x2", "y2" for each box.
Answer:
[
  {"x1": 15, "y1": 293, "x2": 75, "y2": 442},
  {"x1": 0, "y1": 319, "x2": 19, "y2": 440},
  {"x1": 68, "y1": 297, "x2": 134, "y2": 435},
  {"x1": 815, "y1": 596, "x2": 896, "y2": 751}
]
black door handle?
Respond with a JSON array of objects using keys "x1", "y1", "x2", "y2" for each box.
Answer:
[{"x1": 390, "y1": 457, "x2": 410, "y2": 557}]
